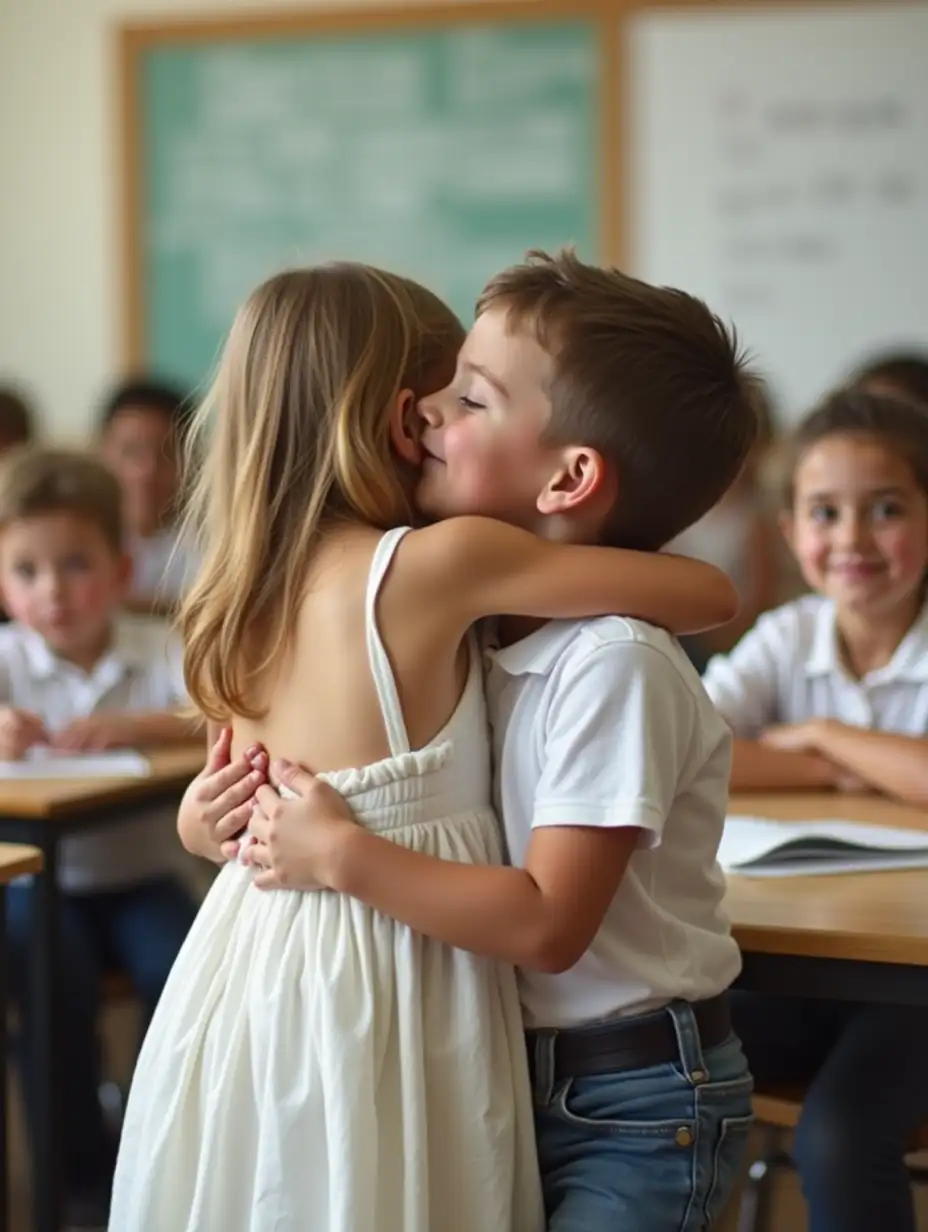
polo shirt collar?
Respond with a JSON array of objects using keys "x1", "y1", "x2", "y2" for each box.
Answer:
[
  {"x1": 805, "y1": 597, "x2": 928, "y2": 684},
  {"x1": 487, "y1": 619, "x2": 577, "y2": 678},
  {"x1": 17, "y1": 616, "x2": 149, "y2": 684}
]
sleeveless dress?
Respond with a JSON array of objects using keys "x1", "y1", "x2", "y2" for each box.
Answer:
[{"x1": 109, "y1": 528, "x2": 543, "y2": 1232}]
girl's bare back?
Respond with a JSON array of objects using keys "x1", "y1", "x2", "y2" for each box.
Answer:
[{"x1": 233, "y1": 524, "x2": 469, "y2": 772}]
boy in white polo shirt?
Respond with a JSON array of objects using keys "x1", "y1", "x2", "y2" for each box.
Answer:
[
  {"x1": 0, "y1": 447, "x2": 199, "y2": 1229},
  {"x1": 221, "y1": 251, "x2": 761, "y2": 1229},
  {"x1": 702, "y1": 389, "x2": 928, "y2": 1232}
]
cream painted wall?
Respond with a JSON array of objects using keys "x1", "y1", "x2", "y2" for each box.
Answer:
[{"x1": 0, "y1": 0, "x2": 485, "y2": 441}]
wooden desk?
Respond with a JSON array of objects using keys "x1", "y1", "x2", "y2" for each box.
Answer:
[
  {"x1": 0, "y1": 746, "x2": 203, "y2": 1232},
  {"x1": 0, "y1": 745, "x2": 205, "y2": 818},
  {"x1": 725, "y1": 792, "x2": 928, "y2": 1008},
  {"x1": 0, "y1": 845, "x2": 43, "y2": 1232}
]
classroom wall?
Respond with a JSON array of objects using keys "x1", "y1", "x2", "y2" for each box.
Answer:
[{"x1": 0, "y1": 0, "x2": 494, "y2": 442}]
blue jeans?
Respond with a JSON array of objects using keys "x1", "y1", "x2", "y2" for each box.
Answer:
[
  {"x1": 531, "y1": 1000, "x2": 753, "y2": 1230},
  {"x1": 7, "y1": 875, "x2": 197, "y2": 1191},
  {"x1": 731, "y1": 989, "x2": 928, "y2": 1232}
]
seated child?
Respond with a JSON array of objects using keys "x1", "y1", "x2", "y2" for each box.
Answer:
[
  {"x1": 0, "y1": 446, "x2": 199, "y2": 1228},
  {"x1": 0, "y1": 385, "x2": 38, "y2": 623},
  {"x1": 667, "y1": 387, "x2": 781, "y2": 668},
  {"x1": 702, "y1": 389, "x2": 928, "y2": 1231},
  {"x1": 98, "y1": 377, "x2": 196, "y2": 615}
]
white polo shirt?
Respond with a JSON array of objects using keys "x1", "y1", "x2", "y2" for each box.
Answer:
[
  {"x1": 486, "y1": 616, "x2": 741, "y2": 1030},
  {"x1": 129, "y1": 527, "x2": 198, "y2": 606},
  {"x1": 702, "y1": 594, "x2": 928, "y2": 737},
  {"x1": 0, "y1": 616, "x2": 189, "y2": 892}
]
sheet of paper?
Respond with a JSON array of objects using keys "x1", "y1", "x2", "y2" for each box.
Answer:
[
  {"x1": 0, "y1": 747, "x2": 151, "y2": 779},
  {"x1": 725, "y1": 852, "x2": 928, "y2": 879}
]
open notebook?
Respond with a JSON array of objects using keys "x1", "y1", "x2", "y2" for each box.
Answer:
[
  {"x1": 0, "y1": 747, "x2": 151, "y2": 779},
  {"x1": 720, "y1": 814, "x2": 928, "y2": 878}
]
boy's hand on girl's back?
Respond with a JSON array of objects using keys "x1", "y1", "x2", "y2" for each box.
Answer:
[
  {"x1": 178, "y1": 726, "x2": 267, "y2": 863},
  {"x1": 0, "y1": 707, "x2": 49, "y2": 760}
]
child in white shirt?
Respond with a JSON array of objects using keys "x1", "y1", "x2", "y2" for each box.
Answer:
[
  {"x1": 197, "y1": 251, "x2": 761, "y2": 1229},
  {"x1": 702, "y1": 388, "x2": 928, "y2": 1232},
  {"x1": 0, "y1": 446, "x2": 198, "y2": 1228},
  {"x1": 667, "y1": 388, "x2": 781, "y2": 668},
  {"x1": 98, "y1": 378, "x2": 197, "y2": 615}
]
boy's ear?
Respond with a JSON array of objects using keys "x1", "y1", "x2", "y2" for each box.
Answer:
[
  {"x1": 389, "y1": 389, "x2": 421, "y2": 466},
  {"x1": 536, "y1": 446, "x2": 616, "y2": 518},
  {"x1": 778, "y1": 509, "x2": 795, "y2": 551}
]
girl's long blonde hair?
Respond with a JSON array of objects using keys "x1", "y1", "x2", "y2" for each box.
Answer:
[{"x1": 180, "y1": 262, "x2": 464, "y2": 721}]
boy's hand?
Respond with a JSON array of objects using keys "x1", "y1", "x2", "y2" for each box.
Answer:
[
  {"x1": 0, "y1": 708, "x2": 49, "y2": 760},
  {"x1": 247, "y1": 760, "x2": 357, "y2": 891},
  {"x1": 178, "y1": 727, "x2": 267, "y2": 863}
]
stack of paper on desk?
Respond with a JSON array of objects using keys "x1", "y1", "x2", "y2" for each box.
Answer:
[
  {"x1": 0, "y1": 747, "x2": 151, "y2": 779},
  {"x1": 720, "y1": 814, "x2": 928, "y2": 877}
]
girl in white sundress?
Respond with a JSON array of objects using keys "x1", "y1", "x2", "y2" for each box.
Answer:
[{"x1": 109, "y1": 261, "x2": 738, "y2": 1232}]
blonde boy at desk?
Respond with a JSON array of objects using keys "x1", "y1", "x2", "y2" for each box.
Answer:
[
  {"x1": 0, "y1": 447, "x2": 198, "y2": 1230},
  {"x1": 703, "y1": 389, "x2": 928, "y2": 1232}
]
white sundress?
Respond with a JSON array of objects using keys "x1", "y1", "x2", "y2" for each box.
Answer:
[{"x1": 109, "y1": 527, "x2": 543, "y2": 1232}]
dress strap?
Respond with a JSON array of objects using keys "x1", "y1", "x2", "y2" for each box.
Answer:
[{"x1": 365, "y1": 527, "x2": 414, "y2": 758}]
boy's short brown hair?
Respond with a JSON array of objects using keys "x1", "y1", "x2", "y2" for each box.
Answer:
[
  {"x1": 477, "y1": 249, "x2": 762, "y2": 551},
  {"x1": 0, "y1": 447, "x2": 124, "y2": 552}
]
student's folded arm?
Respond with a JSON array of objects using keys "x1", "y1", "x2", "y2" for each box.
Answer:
[
  {"x1": 327, "y1": 640, "x2": 692, "y2": 971},
  {"x1": 728, "y1": 738, "x2": 840, "y2": 791},
  {"x1": 808, "y1": 723, "x2": 928, "y2": 809},
  {"x1": 410, "y1": 517, "x2": 738, "y2": 635}
]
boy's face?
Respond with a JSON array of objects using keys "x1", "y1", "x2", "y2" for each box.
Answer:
[
  {"x1": 416, "y1": 308, "x2": 564, "y2": 530},
  {"x1": 0, "y1": 514, "x2": 130, "y2": 668},
  {"x1": 100, "y1": 407, "x2": 179, "y2": 537}
]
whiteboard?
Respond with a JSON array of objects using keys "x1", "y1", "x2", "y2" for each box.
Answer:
[{"x1": 629, "y1": 3, "x2": 928, "y2": 419}]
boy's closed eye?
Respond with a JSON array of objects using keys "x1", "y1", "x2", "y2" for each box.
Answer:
[{"x1": 458, "y1": 394, "x2": 486, "y2": 412}]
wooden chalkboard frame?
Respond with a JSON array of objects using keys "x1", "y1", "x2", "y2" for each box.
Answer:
[
  {"x1": 120, "y1": 0, "x2": 913, "y2": 368},
  {"x1": 118, "y1": 0, "x2": 621, "y2": 368}
]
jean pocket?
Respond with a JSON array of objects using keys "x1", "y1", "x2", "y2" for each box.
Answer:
[
  {"x1": 554, "y1": 1076, "x2": 698, "y2": 1141},
  {"x1": 702, "y1": 1113, "x2": 754, "y2": 1226}
]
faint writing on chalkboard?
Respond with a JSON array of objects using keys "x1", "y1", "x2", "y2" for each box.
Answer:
[{"x1": 713, "y1": 87, "x2": 920, "y2": 310}]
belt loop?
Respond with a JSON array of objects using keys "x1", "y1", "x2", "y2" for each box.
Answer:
[
  {"x1": 665, "y1": 1000, "x2": 708, "y2": 1084},
  {"x1": 530, "y1": 1030, "x2": 558, "y2": 1104}
]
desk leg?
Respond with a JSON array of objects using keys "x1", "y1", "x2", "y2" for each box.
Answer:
[
  {"x1": 30, "y1": 843, "x2": 59, "y2": 1232},
  {"x1": 0, "y1": 883, "x2": 8, "y2": 1232}
]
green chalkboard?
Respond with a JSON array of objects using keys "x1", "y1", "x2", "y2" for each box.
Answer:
[{"x1": 127, "y1": 11, "x2": 604, "y2": 389}]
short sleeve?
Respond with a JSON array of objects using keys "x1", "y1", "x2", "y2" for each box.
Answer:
[
  {"x1": 534, "y1": 641, "x2": 698, "y2": 845},
  {"x1": 702, "y1": 613, "x2": 785, "y2": 737}
]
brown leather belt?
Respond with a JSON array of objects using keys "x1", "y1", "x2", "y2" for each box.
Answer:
[{"x1": 526, "y1": 993, "x2": 731, "y2": 1083}]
